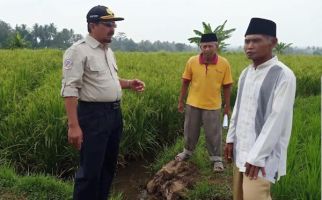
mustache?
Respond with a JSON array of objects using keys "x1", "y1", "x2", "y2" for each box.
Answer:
[{"x1": 107, "y1": 31, "x2": 114, "y2": 36}]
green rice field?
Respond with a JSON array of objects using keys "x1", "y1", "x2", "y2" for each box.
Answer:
[{"x1": 0, "y1": 49, "x2": 320, "y2": 199}]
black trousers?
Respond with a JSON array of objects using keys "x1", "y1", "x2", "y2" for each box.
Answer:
[{"x1": 73, "y1": 101, "x2": 123, "y2": 200}]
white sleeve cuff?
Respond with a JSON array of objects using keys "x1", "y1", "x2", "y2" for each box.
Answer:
[
  {"x1": 61, "y1": 86, "x2": 79, "y2": 97},
  {"x1": 226, "y1": 137, "x2": 234, "y2": 143},
  {"x1": 246, "y1": 158, "x2": 265, "y2": 167}
]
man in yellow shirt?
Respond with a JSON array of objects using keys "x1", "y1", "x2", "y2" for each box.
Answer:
[{"x1": 176, "y1": 33, "x2": 233, "y2": 172}]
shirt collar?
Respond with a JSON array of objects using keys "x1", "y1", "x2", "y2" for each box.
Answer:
[
  {"x1": 85, "y1": 35, "x2": 108, "y2": 49},
  {"x1": 199, "y1": 53, "x2": 218, "y2": 65},
  {"x1": 252, "y1": 56, "x2": 278, "y2": 70}
]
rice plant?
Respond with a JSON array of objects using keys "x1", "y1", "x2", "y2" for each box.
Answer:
[{"x1": 0, "y1": 50, "x2": 321, "y2": 199}]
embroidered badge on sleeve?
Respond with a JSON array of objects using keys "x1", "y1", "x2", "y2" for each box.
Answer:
[{"x1": 64, "y1": 59, "x2": 73, "y2": 70}]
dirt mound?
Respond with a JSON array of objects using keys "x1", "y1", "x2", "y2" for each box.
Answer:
[{"x1": 146, "y1": 160, "x2": 199, "y2": 200}]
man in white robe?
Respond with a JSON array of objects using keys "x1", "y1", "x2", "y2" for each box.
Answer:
[{"x1": 224, "y1": 17, "x2": 296, "y2": 200}]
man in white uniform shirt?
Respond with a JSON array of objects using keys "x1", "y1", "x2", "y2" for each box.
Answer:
[
  {"x1": 224, "y1": 18, "x2": 296, "y2": 200},
  {"x1": 61, "y1": 5, "x2": 145, "y2": 200}
]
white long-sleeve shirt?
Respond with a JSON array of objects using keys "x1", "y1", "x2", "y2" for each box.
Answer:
[{"x1": 226, "y1": 56, "x2": 296, "y2": 183}]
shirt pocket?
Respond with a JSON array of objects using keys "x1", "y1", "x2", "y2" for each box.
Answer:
[
  {"x1": 88, "y1": 61, "x2": 106, "y2": 72},
  {"x1": 89, "y1": 65, "x2": 105, "y2": 71},
  {"x1": 87, "y1": 57, "x2": 109, "y2": 77},
  {"x1": 90, "y1": 66, "x2": 112, "y2": 82}
]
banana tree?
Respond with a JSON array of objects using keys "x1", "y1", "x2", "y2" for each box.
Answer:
[
  {"x1": 274, "y1": 42, "x2": 292, "y2": 54},
  {"x1": 188, "y1": 20, "x2": 236, "y2": 52}
]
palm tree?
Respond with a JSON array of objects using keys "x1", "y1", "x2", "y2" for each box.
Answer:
[{"x1": 188, "y1": 20, "x2": 236, "y2": 52}]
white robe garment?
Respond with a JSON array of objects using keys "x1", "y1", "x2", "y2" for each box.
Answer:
[{"x1": 226, "y1": 56, "x2": 296, "y2": 183}]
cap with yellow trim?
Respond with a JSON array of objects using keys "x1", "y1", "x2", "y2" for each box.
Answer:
[{"x1": 86, "y1": 5, "x2": 124, "y2": 23}]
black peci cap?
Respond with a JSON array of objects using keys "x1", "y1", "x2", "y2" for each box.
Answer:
[
  {"x1": 245, "y1": 18, "x2": 276, "y2": 37},
  {"x1": 200, "y1": 33, "x2": 218, "y2": 43}
]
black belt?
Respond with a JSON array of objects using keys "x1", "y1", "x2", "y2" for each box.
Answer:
[{"x1": 78, "y1": 101, "x2": 121, "y2": 110}]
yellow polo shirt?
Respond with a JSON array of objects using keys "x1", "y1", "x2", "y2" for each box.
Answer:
[{"x1": 182, "y1": 54, "x2": 233, "y2": 110}]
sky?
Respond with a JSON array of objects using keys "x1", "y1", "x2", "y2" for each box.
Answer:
[{"x1": 0, "y1": 0, "x2": 321, "y2": 48}]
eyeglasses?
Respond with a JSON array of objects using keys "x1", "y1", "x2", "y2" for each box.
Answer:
[{"x1": 99, "y1": 21, "x2": 117, "y2": 28}]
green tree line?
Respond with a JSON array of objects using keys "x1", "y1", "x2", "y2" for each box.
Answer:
[
  {"x1": 0, "y1": 20, "x2": 83, "y2": 49},
  {"x1": 0, "y1": 20, "x2": 197, "y2": 51},
  {"x1": 110, "y1": 32, "x2": 197, "y2": 52}
]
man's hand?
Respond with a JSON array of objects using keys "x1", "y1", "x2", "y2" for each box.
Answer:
[
  {"x1": 224, "y1": 143, "x2": 233, "y2": 163},
  {"x1": 223, "y1": 84, "x2": 232, "y2": 116},
  {"x1": 68, "y1": 125, "x2": 83, "y2": 150},
  {"x1": 178, "y1": 101, "x2": 184, "y2": 113},
  {"x1": 244, "y1": 162, "x2": 266, "y2": 180},
  {"x1": 223, "y1": 105, "x2": 231, "y2": 116},
  {"x1": 129, "y1": 79, "x2": 145, "y2": 92}
]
